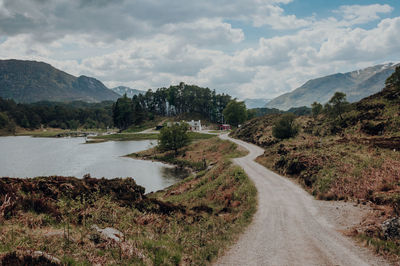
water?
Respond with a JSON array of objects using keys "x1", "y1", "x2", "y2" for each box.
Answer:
[{"x1": 0, "y1": 136, "x2": 184, "y2": 193}]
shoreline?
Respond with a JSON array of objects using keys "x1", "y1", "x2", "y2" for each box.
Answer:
[{"x1": 0, "y1": 137, "x2": 257, "y2": 265}]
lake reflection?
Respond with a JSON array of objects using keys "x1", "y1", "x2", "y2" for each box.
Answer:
[{"x1": 0, "y1": 136, "x2": 183, "y2": 193}]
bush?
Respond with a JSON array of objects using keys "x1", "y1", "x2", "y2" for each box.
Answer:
[
  {"x1": 272, "y1": 114, "x2": 299, "y2": 139},
  {"x1": 158, "y1": 123, "x2": 190, "y2": 154}
]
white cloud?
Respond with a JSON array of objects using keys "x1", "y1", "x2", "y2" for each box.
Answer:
[
  {"x1": 0, "y1": 1, "x2": 400, "y2": 100},
  {"x1": 252, "y1": 4, "x2": 312, "y2": 29},
  {"x1": 334, "y1": 4, "x2": 393, "y2": 26}
]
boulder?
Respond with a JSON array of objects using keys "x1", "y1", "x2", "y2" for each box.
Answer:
[
  {"x1": 0, "y1": 250, "x2": 61, "y2": 266},
  {"x1": 91, "y1": 225, "x2": 123, "y2": 243},
  {"x1": 382, "y1": 217, "x2": 400, "y2": 239}
]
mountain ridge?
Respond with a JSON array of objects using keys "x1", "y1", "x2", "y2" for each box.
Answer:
[
  {"x1": 244, "y1": 98, "x2": 271, "y2": 109},
  {"x1": 110, "y1": 86, "x2": 146, "y2": 98},
  {"x1": 266, "y1": 63, "x2": 399, "y2": 110},
  {"x1": 0, "y1": 59, "x2": 120, "y2": 103}
]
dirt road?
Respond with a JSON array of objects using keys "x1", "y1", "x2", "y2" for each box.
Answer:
[{"x1": 216, "y1": 134, "x2": 388, "y2": 266}]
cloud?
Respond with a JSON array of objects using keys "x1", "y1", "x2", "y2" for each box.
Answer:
[
  {"x1": 0, "y1": 1, "x2": 400, "y2": 100},
  {"x1": 0, "y1": 0, "x2": 297, "y2": 41},
  {"x1": 252, "y1": 4, "x2": 312, "y2": 29},
  {"x1": 334, "y1": 4, "x2": 393, "y2": 26}
]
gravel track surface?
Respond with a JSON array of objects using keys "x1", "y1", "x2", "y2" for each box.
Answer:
[{"x1": 216, "y1": 134, "x2": 389, "y2": 266}]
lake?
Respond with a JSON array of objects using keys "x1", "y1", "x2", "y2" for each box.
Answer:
[{"x1": 0, "y1": 136, "x2": 183, "y2": 193}]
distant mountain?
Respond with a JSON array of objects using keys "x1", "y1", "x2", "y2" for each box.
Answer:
[
  {"x1": 0, "y1": 59, "x2": 120, "y2": 103},
  {"x1": 110, "y1": 86, "x2": 145, "y2": 98},
  {"x1": 266, "y1": 63, "x2": 399, "y2": 110},
  {"x1": 244, "y1": 98, "x2": 271, "y2": 109}
]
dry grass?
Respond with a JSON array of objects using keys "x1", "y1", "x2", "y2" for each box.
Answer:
[
  {"x1": 0, "y1": 138, "x2": 256, "y2": 265},
  {"x1": 231, "y1": 82, "x2": 400, "y2": 261}
]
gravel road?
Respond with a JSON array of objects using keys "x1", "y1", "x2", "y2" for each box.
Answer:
[{"x1": 216, "y1": 134, "x2": 389, "y2": 266}]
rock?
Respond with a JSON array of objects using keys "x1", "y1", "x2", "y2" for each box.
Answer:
[
  {"x1": 91, "y1": 225, "x2": 123, "y2": 243},
  {"x1": 0, "y1": 250, "x2": 61, "y2": 265},
  {"x1": 382, "y1": 217, "x2": 400, "y2": 239},
  {"x1": 43, "y1": 230, "x2": 64, "y2": 238}
]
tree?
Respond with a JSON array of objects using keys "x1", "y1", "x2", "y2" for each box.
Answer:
[
  {"x1": 222, "y1": 100, "x2": 247, "y2": 127},
  {"x1": 327, "y1": 92, "x2": 349, "y2": 120},
  {"x1": 272, "y1": 113, "x2": 299, "y2": 140},
  {"x1": 311, "y1": 102, "x2": 323, "y2": 118},
  {"x1": 246, "y1": 109, "x2": 257, "y2": 120},
  {"x1": 112, "y1": 94, "x2": 133, "y2": 130},
  {"x1": 158, "y1": 123, "x2": 190, "y2": 154},
  {"x1": 0, "y1": 112, "x2": 9, "y2": 128},
  {"x1": 385, "y1": 66, "x2": 400, "y2": 87}
]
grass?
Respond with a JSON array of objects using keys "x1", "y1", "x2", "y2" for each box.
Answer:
[
  {"x1": 123, "y1": 117, "x2": 165, "y2": 133},
  {"x1": 187, "y1": 132, "x2": 216, "y2": 140},
  {"x1": 90, "y1": 133, "x2": 159, "y2": 141},
  {"x1": 0, "y1": 138, "x2": 256, "y2": 265},
  {"x1": 1, "y1": 127, "x2": 113, "y2": 138},
  {"x1": 357, "y1": 234, "x2": 400, "y2": 263},
  {"x1": 231, "y1": 81, "x2": 400, "y2": 261},
  {"x1": 207, "y1": 130, "x2": 231, "y2": 134},
  {"x1": 89, "y1": 131, "x2": 215, "y2": 142}
]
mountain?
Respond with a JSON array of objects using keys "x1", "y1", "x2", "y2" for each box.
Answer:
[
  {"x1": 110, "y1": 86, "x2": 145, "y2": 98},
  {"x1": 266, "y1": 63, "x2": 399, "y2": 110},
  {"x1": 244, "y1": 98, "x2": 271, "y2": 109},
  {"x1": 0, "y1": 59, "x2": 120, "y2": 103}
]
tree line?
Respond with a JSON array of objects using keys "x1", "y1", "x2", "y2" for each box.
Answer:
[
  {"x1": 0, "y1": 98, "x2": 113, "y2": 133},
  {"x1": 113, "y1": 83, "x2": 233, "y2": 130}
]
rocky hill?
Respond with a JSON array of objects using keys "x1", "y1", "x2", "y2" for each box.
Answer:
[
  {"x1": 111, "y1": 86, "x2": 145, "y2": 98},
  {"x1": 0, "y1": 59, "x2": 120, "y2": 103},
  {"x1": 266, "y1": 63, "x2": 399, "y2": 110}
]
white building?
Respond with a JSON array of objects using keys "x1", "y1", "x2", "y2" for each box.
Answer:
[{"x1": 187, "y1": 120, "x2": 202, "y2": 131}]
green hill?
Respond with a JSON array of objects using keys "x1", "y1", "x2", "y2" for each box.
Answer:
[{"x1": 0, "y1": 59, "x2": 119, "y2": 103}]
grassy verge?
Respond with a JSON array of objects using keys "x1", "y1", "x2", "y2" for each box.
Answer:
[
  {"x1": 89, "y1": 133, "x2": 159, "y2": 141},
  {"x1": 0, "y1": 128, "x2": 113, "y2": 138},
  {"x1": 356, "y1": 234, "x2": 400, "y2": 264},
  {"x1": 89, "y1": 131, "x2": 215, "y2": 142},
  {"x1": 0, "y1": 138, "x2": 256, "y2": 265}
]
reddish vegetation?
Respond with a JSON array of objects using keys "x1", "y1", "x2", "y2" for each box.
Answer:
[
  {"x1": 0, "y1": 138, "x2": 256, "y2": 265},
  {"x1": 232, "y1": 76, "x2": 400, "y2": 260},
  {"x1": 332, "y1": 159, "x2": 400, "y2": 208}
]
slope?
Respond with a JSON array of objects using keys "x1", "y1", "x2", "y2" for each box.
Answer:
[
  {"x1": 111, "y1": 86, "x2": 145, "y2": 98},
  {"x1": 0, "y1": 59, "x2": 119, "y2": 103},
  {"x1": 231, "y1": 67, "x2": 400, "y2": 262},
  {"x1": 266, "y1": 63, "x2": 398, "y2": 110}
]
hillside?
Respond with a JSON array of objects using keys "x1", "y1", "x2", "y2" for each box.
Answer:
[
  {"x1": 266, "y1": 63, "x2": 399, "y2": 110},
  {"x1": 244, "y1": 98, "x2": 270, "y2": 109},
  {"x1": 0, "y1": 59, "x2": 120, "y2": 103},
  {"x1": 111, "y1": 86, "x2": 145, "y2": 98},
  {"x1": 232, "y1": 68, "x2": 400, "y2": 261}
]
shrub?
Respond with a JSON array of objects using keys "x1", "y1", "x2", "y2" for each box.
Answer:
[
  {"x1": 311, "y1": 102, "x2": 323, "y2": 118},
  {"x1": 158, "y1": 123, "x2": 190, "y2": 154},
  {"x1": 272, "y1": 114, "x2": 299, "y2": 139}
]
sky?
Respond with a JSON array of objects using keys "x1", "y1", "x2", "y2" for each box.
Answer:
[{"x1": 1, "y1": 0, "x2": 400, "y2": 99}]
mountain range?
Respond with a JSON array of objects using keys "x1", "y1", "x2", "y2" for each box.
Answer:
[
  {"x1": 266, "y1": 63, "x2": 399, "y2": 110},
  {"x1": 0, "y1": 59, "x2": 120, "y2": 103},
  {"x1": 244, "y1": 98, "x2": 271, "y2": 109},
  {"x1": 1, "y1": 59, "x2": 398, "y2": 110},
  {"x1": 110, "y1": 86, "x2": 145, "y2": 98}
]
